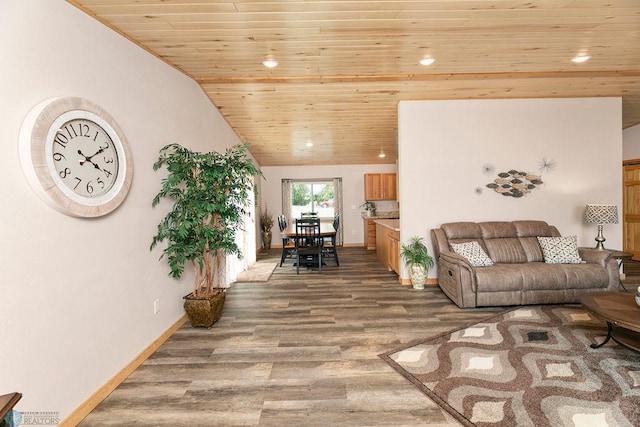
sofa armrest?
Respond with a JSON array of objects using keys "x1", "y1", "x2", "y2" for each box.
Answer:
[
  {"x1": 440, "y1": 251, "x2": 475, "y2": 268},
  {"x1": 579, "y1": 248, "x2": 619, "y2": 291},
  {"x1": 437, "y1": 251, "x2": 478, "y2": 308},
  {"x1": 578, "y1": 248, "x2": 611, "y2": 267}
]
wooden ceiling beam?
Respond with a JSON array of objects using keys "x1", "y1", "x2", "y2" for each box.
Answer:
[{"x1": 196, "y1": 70, "x2": 640, "y2": 84}]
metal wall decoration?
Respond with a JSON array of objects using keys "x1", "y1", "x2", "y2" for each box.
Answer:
[
  {"x1": 538, "y1": 157, "x2": 557, "y2": 173},
  {"x1": 486, "y1": 170, "x2": 543, "y2": 198},
  {"x1": 482, "y1": 163, "x2": 496, "y2": 175}
]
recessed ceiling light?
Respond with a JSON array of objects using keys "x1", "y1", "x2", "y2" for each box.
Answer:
[
  {"x1": 571, "y1": 54, "x2": 591, "y2": 63},
  {"x1": 262, "y1": 59, "x2": 279, "y2": 68},
  {"x1": 419, "y1": 57, "x2": 436, "y2": 66},
  {"x1": 306, "y1": 141, "x2": 313, "y2": 147},
  {"x1": 378, "y1": 153, "x2": 386, "y2": 158}
]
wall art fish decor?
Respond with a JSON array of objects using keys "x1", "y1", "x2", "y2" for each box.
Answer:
[{"x1": 485, "y1": 170, "x2": 543, "y2": 198}]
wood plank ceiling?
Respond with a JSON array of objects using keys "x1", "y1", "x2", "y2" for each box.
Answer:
[{"x1": 68, "y1": 0, "x2": 640, "y2": 166}]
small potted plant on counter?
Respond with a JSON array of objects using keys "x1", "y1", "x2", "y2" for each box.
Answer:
[
  {"x1": 360, "y1": 201, "x2": 377, "y2": 217},
  {"x1": 401, "y1": 236, "x2": 434, "y2": 290}
]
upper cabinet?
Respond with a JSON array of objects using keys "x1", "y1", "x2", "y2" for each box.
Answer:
[{"x1": 364, "y1": 173, "x2": 397, "y2": 200}]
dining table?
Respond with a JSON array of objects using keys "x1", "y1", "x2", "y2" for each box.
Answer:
[
  {"x1": 280, "y1": 221, "x2": 338, "y2": 239},
  {"x1": 280, "y1": 221, "x2": 338, "y2": 269}
]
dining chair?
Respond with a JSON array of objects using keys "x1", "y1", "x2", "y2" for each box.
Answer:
[
  {"x1": 323, "y1": 214, "x2": 340, "y2": 266},
  {"x1": 294, "y1": 217, "x2": 322, "y2": 274},
  {"x1": 278, "y1": 215, "x2": 295, "y2": 267}
]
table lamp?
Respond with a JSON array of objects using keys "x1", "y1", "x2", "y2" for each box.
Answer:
[{"x1": 584, "y1": 204, "x2": 618, "y2": 250}]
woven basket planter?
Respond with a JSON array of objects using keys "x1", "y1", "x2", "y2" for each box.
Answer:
[{"x1": 183, "y1": 289, "x2": 226, "y2": 328}]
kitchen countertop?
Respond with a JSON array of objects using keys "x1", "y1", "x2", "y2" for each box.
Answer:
[
  {"x1": 374, "y1": 218, "x2": 400, "y2": 232},
  {"x1": 361, "y1": 211, "x2": 399, "y2": 219}
]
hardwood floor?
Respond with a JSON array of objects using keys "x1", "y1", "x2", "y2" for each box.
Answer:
[{"x1": 79, "y1": 247, "x2": 503, "y2": 426}]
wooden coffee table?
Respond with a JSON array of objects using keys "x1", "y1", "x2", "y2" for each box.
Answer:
[{"x1": 579, "y1": 292, "x2": 640, "y2": 352}]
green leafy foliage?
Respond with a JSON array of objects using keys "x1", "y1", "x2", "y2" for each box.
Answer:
[
  {"x1": 150, "y1": 143, "x2": 260, "y2": 296},
  {"x1": 360, "y1": 201, "x2": 376, "y2": 211},
  {"x1": 315, "y1": 184, "x2": 334, "y2": 204},
  {"x1": 292, "y1": 183, "x2": 311, "y2": 206},
  {"x1": 400, "y1": 236, "x2": 435, "y2": 271}
]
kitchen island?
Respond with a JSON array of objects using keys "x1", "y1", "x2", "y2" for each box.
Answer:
[
  {"x1": 374, "y1": 219, "x2": 400, "y2": 275},
  {"x1": 362, "y1": 211, "x2": 399, "y2": 250}
]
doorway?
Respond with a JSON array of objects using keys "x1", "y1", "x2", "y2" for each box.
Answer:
[{"x1": 623, "y1": 160, "x2": 640, "y2": 259}]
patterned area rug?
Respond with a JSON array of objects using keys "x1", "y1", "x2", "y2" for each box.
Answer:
[{"x1": 380, "y1": 305, "x2": 640, "y2": 427}]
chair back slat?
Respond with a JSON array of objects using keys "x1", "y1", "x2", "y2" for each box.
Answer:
[
  {"x1": 294, "y1": 217, "x2": 323, "y2": 273},
  {"x1": 296, "y1": 218, "x2": 320, "y2": 242},
  {"x1": 278, "y1": 215, "x2": 294, "y2": 267},
  {"x1": 277, "y1": 215, "x2": 287, "y2": 232},
  {"x1": 322, "y1": 214, "x2": 340, "y2": 266},
  {"x1": 295, "y1": 217, "x2": 321, "y2": 246}
]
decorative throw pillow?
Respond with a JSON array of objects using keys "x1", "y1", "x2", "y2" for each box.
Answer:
[
  {"x1": 451, "y1": 241, "x2": 494, "y2": 267},
  {"x1": 536, "y1": 236, "x2": 585, "y2": 264}
]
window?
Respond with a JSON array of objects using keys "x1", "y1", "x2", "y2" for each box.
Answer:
[
  {"x1": 290, "y1": 180, "x2": 335, "y2": 218},
  {"x1": 282, "y1": 178, "x2": 343, "y2": 245}
]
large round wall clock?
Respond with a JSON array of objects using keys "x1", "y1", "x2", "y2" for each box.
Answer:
[{"x1": 19, "y1": 97, "x2": 133, "y2": 217}]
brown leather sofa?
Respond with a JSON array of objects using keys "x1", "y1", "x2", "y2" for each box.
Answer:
[{"x1": 430, "y1": 220, "x2": 619, "y2": 308}]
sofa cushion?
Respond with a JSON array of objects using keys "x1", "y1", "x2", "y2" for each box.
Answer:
[
  {"x1": 479, "y1": 222, "x2": 517, "y2": 239},
  {"x1": 513, "y1": 220, "x2": 553, "y2": 237},
  {"x1": 537, "y1": 236, "x2": 585, "y2": 264},
  {"x1": 519, "y1": 237, "x2": 545, "y2": 262},
  {"x1": 451, "y1": 241, "x2": 494, "y2": 267},
  {"x1": 484, "y1": 238, "x2": 528, "y2": 263},
  {"x1": 442, "y1": 222, "x2": 482, "y2": 240},
  {"x1": 513, "y1": 221, "x2": 558, "y2": 262},
  {"x1": 475, "y1": 262, "x2": 610, "y2": 293}
]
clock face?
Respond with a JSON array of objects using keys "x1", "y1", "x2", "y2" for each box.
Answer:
[
  {"x1": 19, "y1": 97, "x2": 133, "y2": 217},
  {"x1": 47, "y1": 115, "x2": 120, "y2": 200}
]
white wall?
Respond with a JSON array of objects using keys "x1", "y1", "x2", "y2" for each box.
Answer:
[
  {"x1": 398, "y1": 98, "x2": 623, "y2": 280},
  {"x1": 0, "y1": 1, "x2": 251, "y2": 420},
  {"x1": 623, "y1": 123, "x2": 640, "y2": 160},
  {"x1": 260, "y1": 164, "x2": 397, "y2": 246}
]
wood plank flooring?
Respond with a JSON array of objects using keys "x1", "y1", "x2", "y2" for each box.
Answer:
[{"x1": 79, "y1": 247, "x2": 504, "y2": 426}]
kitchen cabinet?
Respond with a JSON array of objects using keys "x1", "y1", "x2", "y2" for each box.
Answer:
[
  {"x1": 364, "y1": 218, "x2": 377, "y2": 250},
  {"x1": 364, "y1": 173, "x2": 397, "y2": 201},
  {"x1": 388, "y1": 231, "x2": 400, "y2": 273},
  {"x1": 375, "y1": 220, "x2": 400, "y2": 275}
]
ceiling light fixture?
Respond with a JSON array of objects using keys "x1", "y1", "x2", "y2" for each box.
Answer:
[
  {"x1": 306, "y1": 141, "x2": 313, "y2": 147},
  {"x1": 378, "y1": 153, "x2": 386, "y2": 158},
  {"x1": 262, "y1": 58, "x2": 279, "y2": 68},
  {"x1": 419, "y1": 57, "x2": 436, "y2": 66},
  {"x1": 571, "y1": 54, "x2": 591, "y2": 63}
]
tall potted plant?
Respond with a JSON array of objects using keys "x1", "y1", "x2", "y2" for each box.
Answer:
[
  {"x1": 400, "y1": 236, "x2": 435, "y2": 290},
  {"x1": 151, "y1": 143, "x2": 260, "y2": 327}
]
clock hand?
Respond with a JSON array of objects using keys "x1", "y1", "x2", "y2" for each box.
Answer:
[
  {"x1": 78, "y1": 149, "x2": 90, "y2": 166},
  {"x1": 78, "y1": 149, "x2": 104, "y2": 172},
  {"x1": 81, "y1": 146, "x2": 107, "y2": 163}
]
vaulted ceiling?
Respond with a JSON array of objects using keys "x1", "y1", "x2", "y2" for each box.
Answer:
[{"x1": 68, "y1": 0, "x2": 640, "y2": 166}]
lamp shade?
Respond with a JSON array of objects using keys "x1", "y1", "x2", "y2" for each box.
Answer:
[{"x1": 584, "y1": 204, "x2": 619, "y2": 225}]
